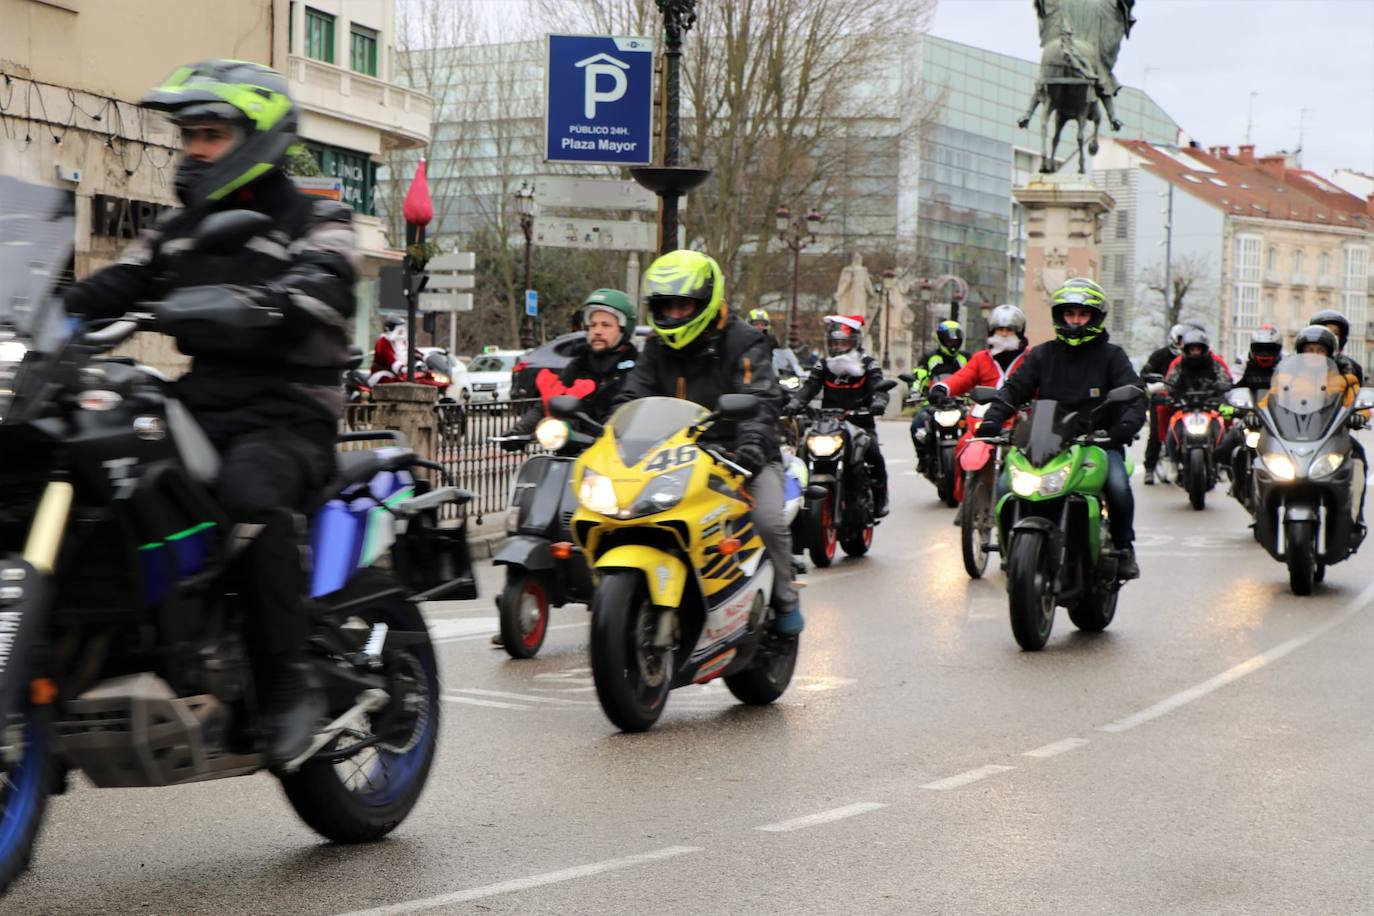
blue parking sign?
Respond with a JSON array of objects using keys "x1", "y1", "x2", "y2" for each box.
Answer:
[
  {"x1": 545, "y1": 35, "x2": 654, "y2": 166},
  {"x1": 525, "y1": 289, "x2": 539, "y2": 316}
]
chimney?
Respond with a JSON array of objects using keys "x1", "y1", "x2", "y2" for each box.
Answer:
[
  {"x1": 1217, "y1": 145, "x2": 1231, "y2": 159},
  {"x1": 1367, "y1": 193, "x2": 1374, "y2": 217},
  {"x1": 1258, "y1": 155, "x2": 1288, "y2": 179},
  {"x1": 1237, "y1": 144, "x2": 1255, "y2": 165}
]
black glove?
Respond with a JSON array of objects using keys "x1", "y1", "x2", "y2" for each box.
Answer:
[
  {"x1": 735, "y1": 442, "x2": 767, "y2": 475},
  {"x1": 974, "y1": 421, "x2": 999, "y2": 440},
  {"x1": 782, "y1": 399, "x2": 802, "y2": 416},
  {"x1": 1351, "y1": 413, "x2": 1369, "y2": 430},
  {"x1": 498, "y1": 428, "x2": 527, "y2": 452},
  {"x1": 1108, "y1": 422, "x2": 1136, "y2": 447}
]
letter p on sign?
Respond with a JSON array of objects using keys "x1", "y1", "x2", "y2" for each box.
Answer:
[{"x1": 576, "y1": 53, "x2": 630, "y2": 118}]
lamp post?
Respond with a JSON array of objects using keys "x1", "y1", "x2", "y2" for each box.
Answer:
[
  {"x1": 776, "y1": 205, "x2": 823, "y2": 348},
  {"x1": 876, "y1": 266, "x2": 897, "y2": 370},
  {"x1": 515, "y1": 181, "x2": 537, "y2": 349}
]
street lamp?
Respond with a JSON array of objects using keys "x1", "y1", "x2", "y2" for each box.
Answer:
[
  {"x1": 515, "y1": 181, "x2": 537, "y2": 349},
  {"x1": 777, "y1": 204, "x2": 823, "y2": 348},
  {"x1": 876, "y1": 266, "x2": 897, "y2": 370}
]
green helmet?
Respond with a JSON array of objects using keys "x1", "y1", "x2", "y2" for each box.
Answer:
[
  {"x1": 141, "y1": 59, "x2": 297, "y2": 210},
  {"x1": 642, "y1": 250, "x2": 725, "y2": 350},
  {"x1": 583, "y1": 288, "x2": 636, "y2": 329},
  {"x1": 1050, "y1": 277, "x2": 1109, "y2": 346},
  {"x1": 748, "y1": 308, "x2": 771, "y2": 329}
]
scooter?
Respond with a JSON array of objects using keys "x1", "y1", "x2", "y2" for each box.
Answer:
[
  {"x1": 1227, "y1": 354, "x2": 1372, "y2": 595},
  {"x1": 1166, "y1": 389, "x2": 1226, "y2": 510}
]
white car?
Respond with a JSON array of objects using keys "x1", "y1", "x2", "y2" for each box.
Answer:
[{"x1": 461, "y1": 350, "x2": 522, "y2": 402}]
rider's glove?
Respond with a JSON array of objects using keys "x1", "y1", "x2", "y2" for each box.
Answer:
[
  {"x1": 1107, "y1": 422, "x2": 1137, "y2": 447},
  {"x1": 498, "y1": 428, "x2": 527, "y2": 452},
  {"x1": 782, "y1": 399, "x2": 802, "y2": 416},
  {"x1": 1351, "y1": 413, "x2": 1369, "y2": 430},
  {"x1": 735, "y1": 441, "x2": 768, "y2": 475},
  {"x1": 974, "y1": 421, "x2": 999, "y2": 440}
]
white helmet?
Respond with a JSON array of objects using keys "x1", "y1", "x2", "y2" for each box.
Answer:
[{"x1": 987, "y1": 304, "x2": 1026, "y2": 336}]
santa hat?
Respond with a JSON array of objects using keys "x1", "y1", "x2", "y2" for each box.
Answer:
[{"x1": 824, "y1": 314, "x2": 865, "y2": 332}]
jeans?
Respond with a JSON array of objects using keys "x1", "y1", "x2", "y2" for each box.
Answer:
[
  {"x1": 750, "y1": 461, "x2": 798, "y2": 609},
  {"x1": 1103, "y1": 449, "x2": 1135, "y2": 547},
  {"x1": 909, "y1": 408, "x2": 930, "y2": 456}
]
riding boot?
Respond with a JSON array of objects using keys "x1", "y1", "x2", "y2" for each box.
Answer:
[
  {"x1": 1117, "y1": 547, "x2": 1140, "y2": 581},
  {"x1": 874, "y1": 483, "x2": 889, "y2": 518},
  {"x1": 265, "y1": 656, "x2": 326, "y2": 768}
]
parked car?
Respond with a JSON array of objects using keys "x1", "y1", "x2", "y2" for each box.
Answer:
[
  {"x1": 510, "y1": 326, "x2": 652, "y2": 400},
  {"x1": 462, "y1": 349, "x2": 523, "y2": 401}
]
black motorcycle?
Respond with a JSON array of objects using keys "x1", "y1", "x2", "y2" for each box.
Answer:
[
  {"x1": 1227, "y1": 354, "x2": 1372, "y2": 595},
  {"x1": 489, "y1": 416, "x2": 597, "y2": 658},
  {"x1": 0, "y1": 182, "x2": 475, "y2": 895},
  {"x1": 1165, "y1": 389, "x2": 1225, "y2": 510},
  {"x1": 901, "y1": 373, "x2": 963, "y2": 507}
]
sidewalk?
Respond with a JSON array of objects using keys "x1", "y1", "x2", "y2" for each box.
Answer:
[{"x1": 456, "y1": 508, "x2": 509, "y2": 560}]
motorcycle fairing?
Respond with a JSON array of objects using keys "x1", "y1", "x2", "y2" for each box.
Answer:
[{"x1": 310, "y1": 460, "x2": 415, "y2": 597}]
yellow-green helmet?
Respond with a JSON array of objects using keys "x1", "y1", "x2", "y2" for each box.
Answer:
[
  {"x1": 642, "y1": 250, "x2": 725, "y2": 350},
  {"x1": 1050, "y1": 277, "x2": 1108, "y2": 346}
]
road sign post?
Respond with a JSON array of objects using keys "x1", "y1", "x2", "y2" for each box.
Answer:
[{"x1": 545, "y1": 36, "x2": 654, "y2": 166}]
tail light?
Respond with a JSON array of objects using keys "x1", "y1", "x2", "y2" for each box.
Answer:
[{"x1": 512, "y1": 361, "x2": 530, "y2": 374}]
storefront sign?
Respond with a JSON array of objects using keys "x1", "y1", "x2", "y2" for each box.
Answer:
[{"x1": 91, "y1": 194, "x2": 172, "y2": 239}]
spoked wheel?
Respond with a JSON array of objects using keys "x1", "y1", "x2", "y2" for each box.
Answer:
[
  {"x1": 499, "y1": 571, "x2": 550, "y2": 659},
  {"x1": 0, "y1": 707, "x2": 52, "y2": 896},
  {"x1": 807, "y1": 492, "x2": 838, "y2": 568},
  {"x1": 725, "y1": 631, "x2": 800, "y2": 705},
  {"x1": 590, "y1": 571, "x2": 673, "y2": 732},
  {"x1": 280, "y1": 569, "x2": 439, "y2": 843},
  {"x1": 1187, "y1": 450, "x2": 1208, "y2": 510},
  {"x1": 961, "y1": 473, "x2": 992, "y2": 579},
  {"x1": 1007, "y1": 531, "x2": 1056, "y2": 651},
  {"x1": 1286, "y1": 519, "x2": 1318, "y2": 596}
]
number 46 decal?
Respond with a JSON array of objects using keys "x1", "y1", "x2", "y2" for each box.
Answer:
[{"x1": 643, "y1": 444, "x2": 695, "y2": 473}]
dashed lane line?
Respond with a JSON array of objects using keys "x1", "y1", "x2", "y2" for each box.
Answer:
[
  {"x1": 441, "y1": 694, "x2": 532, "y2": 711},
  {"x1": 448, "y1": 687, "x2": 585, "y2": 705},
  {"x1": 432, "y1": 621, "x2": 587, "y2": 644},
  {"x1": 1023, "y1": 737, "x2": 1090, "y2": 758},
  {"x1": 336, "y1": 845, "x2": 704, "y2": 916},
  {"x1": 920, "y1": 764, "x2": 1015, "y2": 791},
  {"x1": 755, "y1": 802, "x2": 889, "y2": 833}
]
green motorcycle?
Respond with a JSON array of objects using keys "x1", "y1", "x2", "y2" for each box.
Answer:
[{"x1": 988, "y1": 386, "x2": 1142, "y2": 651}]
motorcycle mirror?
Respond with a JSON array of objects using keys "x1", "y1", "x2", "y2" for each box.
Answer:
[
  {"x1": 1105, "y1": 384, "x2": 1144, "y2": 404},
  {"x1": 1353, "y1": 387, "x2": 1374, "y2": 412},
  {"x1": 875, "y1": 379, "x2": 898, "y2": 393},
  {"x1": 192, "y1": 209, "x2": 273, "y2": 254},
  {"x1": 1226, "y1": 388, "x2": 1255, "y2": 411},
  {"x1": 971, "y1": 385, "x2": 999, "y2": 404},
  {"x1": 716, "y1": 393, "x2": 760, "y2": 420},
  {"x1": 548, "y1": 395, "x2": 581, "y2": 419},
  {"x1": 346, "y1": 346, "x2": 365, "y2": 371},
  {"x1": 897, "y1": 373, "x2": 914, "y2": 384}
]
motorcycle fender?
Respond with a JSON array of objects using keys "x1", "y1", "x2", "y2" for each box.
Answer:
[
  {"x1": 1283, "y1": 501, "x2": 1319, "y2": 524},
  {"x1": 492, "y1": 535, "x2": 556, "y2": 571},
  {"x1": 595, "y1": 544, "x2": 688, "y2": 608},
  {"x1": 959, "y1": 440, "x2": 993, "y2": 473},
  {"x1": 1011, "y1": 516, "x2": 1063, "y2": 574}
]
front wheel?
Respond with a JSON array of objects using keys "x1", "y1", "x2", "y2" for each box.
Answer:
[
  {"x1": 807, "y1": 491, "x2": 838, "y2": 568},
  {"x1": 0, "y1": 708, "x2": 52, "y2": 896},
  {"x1": 590, "y1": 571, "x2": 673, "y2": 732},
  {"x1": 499, "y1": 571, "x2": 550, "y2": 659},
  {"x1": 961, "y1": 473, "x2": 992, "y2": 579},
  {"x1": 1286, "y1": 519, "x2": 1318, "y2": 596},
  {"x1": 725, "y1": 632, "x2": 799, "y2": 705},
  {"x1": 1007, "y1": 531, "x2": 1056, "y2": 651},
  {"x1": 1188, "y1": 450, "x2": 1208, "y2": 510},
  {"x1": 937, "y1": 446, "x2": 959, "y2": 507}
]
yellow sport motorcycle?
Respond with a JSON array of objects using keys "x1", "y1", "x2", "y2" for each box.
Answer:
[{"x1": 556, "y1": 394, "x2": 800, "y2": 732}]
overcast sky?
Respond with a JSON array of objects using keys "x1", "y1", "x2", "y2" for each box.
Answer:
[{"x1": 930, "y1": 0, "x2": 1374, "y2": 178}]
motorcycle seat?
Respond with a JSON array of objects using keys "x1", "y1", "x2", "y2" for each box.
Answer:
[{"x1": 314, "y1": 447, "x2": 419, "y2": 507}]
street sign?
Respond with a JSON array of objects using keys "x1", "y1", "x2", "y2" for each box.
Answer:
[
  {"x1": 425, "y1": 272, "x2": 474, "y2": 292},
  {"x1": 419, "y1": 292, "x2": 473, "y2": 312},
  {"x1": 535, "y1": 175, "x2": 659, "y2": 212},
  {"x1": 534, "y1": 217, "x2": 656, "y2": 252},
  {"x1": 525, "y1": 289, "x2": 539, "y2": 316},
  {"x1": 427, "y1": 252, "x2": 476, "y2": 272},
  {"x1": 545, "y1": 35, "x2": 654, "y2": 166}
]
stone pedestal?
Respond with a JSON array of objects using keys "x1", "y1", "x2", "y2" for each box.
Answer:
[
  {"x1": 372, "y1": 383, "x2": 440, "y2": 461},
  {"x1": 1012, "y1": 175, "x2": 1116, "y2": 346}
]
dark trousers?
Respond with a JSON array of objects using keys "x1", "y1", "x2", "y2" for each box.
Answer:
[
  {"x1": 1103, "y1": 449, "x2": 1135, "y2": 547},
  {"x1": 1144, "y1": 401, "x2": 1169, "y2": 470}
]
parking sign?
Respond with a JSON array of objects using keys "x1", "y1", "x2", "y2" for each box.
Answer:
[{"x1": 545, "y1": 35, "x2": 654, "y2": 166}]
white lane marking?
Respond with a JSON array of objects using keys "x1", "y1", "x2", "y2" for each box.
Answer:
[
  {"x1": 920, "y1": 764, "x2": 1015, "y2": 791},
  {"x1": 426, "y1": 617, "x2": 498, "y2": 640},
  {"x1": 433, "y1": 621, "x2": 587, "y2": 644},
  {"x1": 1023, "y1": 737, "x2": 1089, "y2": 759},
  {"x1": 754, "y1": 802, "x2": 888, "y2": 833},
  {"x1": 1099, "y1": 578, "x2": 1374, "y2": 734},
  {"x1": 336, "y1": 846, "x2": 704, "y2": 916},
  {"x1": 441, "y1": 695, "x2": 532, "y2": 710},
  {"x1": 448, "y1": 688, "x2": 583, "y2": 705}
]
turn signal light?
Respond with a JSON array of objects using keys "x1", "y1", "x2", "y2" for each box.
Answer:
[
  {"x1": 717, "y1": 537, "x2": 742, "y2": 555},
  {"x1": 30, "y1": 678, "x2": 57, "y2": 705},
  {"x1": 551, "y1": 541, "x2": 573, "y2": 560}
]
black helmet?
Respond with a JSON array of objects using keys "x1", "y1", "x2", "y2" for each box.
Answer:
[
  {"x1": 1180, "y1": 328, "x2": 1211, "y2": 371},
  {"x1": 383, "y1": 315, "x2": 405, "y2": 333},
  {"x1": 935, "y1": 319, "x2": 963, "y2": 352},
  {"x1": 141, "y1": 59, "x2": 298, "y2": 210},
  {"x1": 825, "y1": 316, "x2": 862, "y2": 357},
  {"x1": 1249, "y1": 323, "x2": 1282, "y2": 369},
  {"x1": 1309, "y1": 309, "x2": 1349, "y2": 350},
  {"x1": 1294, "y1": 325, "x2": 1338, "y2": 358}
]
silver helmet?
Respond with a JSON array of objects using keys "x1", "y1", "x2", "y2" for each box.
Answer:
[{"x1": 987, "y1": 304, "x2": 1026, "y2": 336}]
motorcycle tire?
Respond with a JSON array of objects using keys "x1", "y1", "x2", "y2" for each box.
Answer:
[
  {"x1": 0, "y1": 706, "x2": 52, "y2": 897},
  {"x1": 937, "y1": 447, "x2": 959, "y2": 508},
  {"x1": 1067, "y1": 584, "x2": 1118, "y2": 632},
  {"x1": 280, "y1": 569, "x2": 439, "y2": 843},
  {"x1": 840, "y1": 512, "x2": 873, "y2": 557},
  {"x1": 961, "y1": 473, "x2": 991, "y2": 579},
  {"x1": 1007, "y1": 531, "x2": 1056, "y2": 651},
  {"x1": 1188, "y1": 451, "x2": 1207, "y2": 510},
  {"x1": 807, "y1": 492, "x2": 838, "y2": 569},
  {"x1": 499, "y1": 571, "x2": 550, "y2": 659},
  {"x1": 590, "y1": 571, "x2": 672, "y2": 732},
  {"x1": 1285, "y1": 519, "x2": 1318, "y2": 596},
  {"x1": 725, "y1": 632, "x2": 800, "y2": 705}
]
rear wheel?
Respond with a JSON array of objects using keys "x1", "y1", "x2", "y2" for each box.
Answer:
[
  {"x1": 1067, "y1": 585, "x2": 1118, "y2": 631},
  {"x1": 725, "y1": 633, "x2": 799, "y2": 705},
  {"x1": 0, "y1": 707, "x2": 52, "y2": 896},
  {"x1": 961, "y1": 473, "x2": 992, "y2": 579},
  {"x1": 1188, "y1": 450, "x2": 1208, "y2": 510},
  {"x1": 1007, "y1": 531, "x2": 1055, "y2": 651},
  {"x1": 499, "y1": 571, "x2": 550, "y2": 659},
  {"x1": 807, "y1": 492, "x2": 837, "y2": 568},
  {"x1": 590, "y1": 572, "x2": 673, "y2": 732},
  {"x1": 937, "y1": 446, "x2": 959, "y2": 507},
  {"x1": 1286, "y1": 519, "x2": 1318, "y2": 596}
]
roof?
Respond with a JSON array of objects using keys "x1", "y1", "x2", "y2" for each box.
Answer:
[{"x1": 1114, "y1": 140, "x2": 1374, "y2": 233}]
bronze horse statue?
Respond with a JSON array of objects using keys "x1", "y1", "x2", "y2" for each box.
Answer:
[{"x1": 1017, "y1": 0, "x2": 1136, "y2": 173}]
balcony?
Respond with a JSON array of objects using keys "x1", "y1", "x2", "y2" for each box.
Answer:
[
  {"x1": 1315, "y1": 274, "x2": 1337, "y2": 290},
  {"x1": 288, "y1": 55, "x2": 432, "y2": 152},
  {"x1": 1262, "y1": 270, "x2": 1282, "y2": 287},
  {"x1": 1290, "y1": 272, "x2": 1308, "y2": 287}
]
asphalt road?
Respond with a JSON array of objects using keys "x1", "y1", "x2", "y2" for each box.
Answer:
[{"x1": 11, "y1": 420, "x2": 1374, "y2": 915}]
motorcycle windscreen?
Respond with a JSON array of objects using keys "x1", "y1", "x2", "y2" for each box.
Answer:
[
  {"x1": 607, "y1": 397, "x2": 707, "y2": 466},
  {"x1": 1020, "y1": 399, "x2": 1067, "y2": 467},
  {"x1": 0, "y1": 177, "x2": 76, "y2": 353},
  {"x1": 1265, "y1": 353, "x2": 1348, "y2": 442}
]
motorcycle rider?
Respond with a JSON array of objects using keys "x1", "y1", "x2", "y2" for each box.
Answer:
[
  {"x1": 63, "y1": 61, "x2": 354, "y2": 766},
  {"x1": 928, "y1": 304, "x2": 1031, "y2": 402},
  {"x1": 750, "y1": 307, "x2": 804, "y2": 380},
  {"x1": 1292, "y1": 324, "x2": 1368, "y2": 527},
  {"x1": 369, "y1": 315, "x2": 407, "y2": 385},
  {"x1": 616, "y1": 250, "x2": 803, "y2": 636},
  {"x1": 1141, "y1": 323, "x2": 1186, "y2": 485},
  {"x1": 909, "y1": 319, "x2": 970, "y2": 472},
  {"x1": 975, "y1": 278, "x2": 1146, "y2": 580},
  {"x1": 1164, "y1": 328, "x2": 1232, "y2": 399},
  {"x1": 1310, "y1": 309, "x2": 1365, "y2": 385},
  {"x1": 787, "y1": 314, "x2": 891, "y2": 517},
  {"x1": 1217, "y1": 324, "x2": 1284, "y2": 473}
]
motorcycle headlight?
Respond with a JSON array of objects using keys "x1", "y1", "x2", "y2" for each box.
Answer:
[
  {"x1": 431, "y1": 372, "x2": 451, "y2": 386},
  {"x1": 806, "y1": 433, "x2": 843, "y2": 458},
  {"x1": 1309, "y1": 450, "x2": 1345, "y2": 480},
  {"x1": 780, "y1": 376, "x2": 801, "y2": 390},
  {"x1": 0, "y1": 341, "x2": 28, "y2": 363},
  {"x1": 1009, "y1": 466, "x2": 1069, "y2": 497},
  {"x1": 1244, "y1": 429, "x2": 1261, "y2": 449},
  {"x1": 1261, "y1": 452, "x2": 1296, "y2": 481},
  {"x1": 1184, "y1": 414, "x2": 1211, "y2": 437},
  {"x1": 629, "y1": 467, "x2": 693, "y2": 517},
  {"x1": 535, "y1": 417, "x2": 570, "y2": 451},
  {"x1": 934, "y1": 408, "x2": 962, "y2": 428},
  {"x1": 578, "y1": 469, "x2": 620, "y2": 516}
]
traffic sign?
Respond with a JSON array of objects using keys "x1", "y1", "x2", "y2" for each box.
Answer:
[
  {"x1": 525, "y1": 289, "x2": 539, "y2": 316},
  {"x1": 425, "y1": 272, "x2": 474, "y2": 291},
  {"x1": 545, "y1": 35, "x2": 654, "y2": 166},
  {"x1": 419, "y1": 292, "x2": 473, "y2": 312},
  {"x1": 428, "y1": 252, "x2": 475, "y2": 272},
  {"x1": 535, "y1": 176, "x2": 659, "y2": 212},
  {"x1": 534, "y1": 217, "x2": 656, "y2": 252}
]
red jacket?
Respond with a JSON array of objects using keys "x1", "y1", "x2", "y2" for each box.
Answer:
[{"x1": 935, "y1": 346, "x2": 1031, "y2": 398}]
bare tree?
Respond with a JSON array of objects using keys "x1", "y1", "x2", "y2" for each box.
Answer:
[{"x1": 1140, "y1": 252, "x2": 1212, "y2": 330}]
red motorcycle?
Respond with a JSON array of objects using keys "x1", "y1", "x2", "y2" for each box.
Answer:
[
  {"x1": 955, "y1": 387, "x2": 1022, "y2": 578},
  {"x1": 1166, "y1": 389, "x2": 1227, "y2": 510}
]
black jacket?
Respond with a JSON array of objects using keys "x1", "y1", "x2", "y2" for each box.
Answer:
[
  {"x1": 64, "y1": 170, "x2": 356, "y2": 447},
  {"x1": 979, "y1": 331, "x2": 1145, "y2": 446},
  {"x1": 616, "y1": 316, "x2": 783, "y2": 459},
  {"x1": 1165, "y1": 357, "x2": 1232, "y2": 399},
  {"x1": 1143, "y1": 345, "x2": 1175, "y2": 378},
  {"x1": 795, "y1": 352, "x2": 889, "y2": 428},
  {"x1": 1232, "y1": 357, "x2": 1277, "y2": 393},
  {"x1": 510, "y1": 337, "x2": 637, "y2": 436},
  {"x1": 1338, "y1": 353, "x2": 1365, "y2": 388}
]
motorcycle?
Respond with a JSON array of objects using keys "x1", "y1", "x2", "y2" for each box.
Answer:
[
  {"x1": 0, "y1": 189, "x2": 476, "y2": 894},
  {"x1": 1229, "y1": 414, "x2": 1264, "y2": 516},
  {"x1": 901, "y1": 374, "x2": 963, "y2": 507},
  {"x1": 1226, "y1": 354, "x2": 1373, "y2": 595},
  {"x1": 793, "y1": 379, "x2": 897, "y2": 568},
  {"x1": 988, "y1": 385, "x2": 1143, "y2": 651},
  {"x1": 957, "y1": 386, "x2": 1014, "y2": 579},
  {"x1": 369, "y1": 348, "x2": 464, "y2": 403},
  {"x1": 1166, "y1": 389, "x2": 1226, "y2": 510},
  {"x1": 560, "y1": 394, "x2": 799, "y2": 732}
]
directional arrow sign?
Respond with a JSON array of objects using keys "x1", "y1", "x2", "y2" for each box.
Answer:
[
  {"x1": 425, "y1": 272, "x2": 475, "y2": 291},
  {"x1": 533, "y1": 217, "x2": 656, "y2": 252},
  {"x1": 535, "y1": 176, "x2": 659, "y2": 212},
  {"x1": 419, "y1": 292, "x2": 473, "y2": 312},
  {"x1": 428, "y1": 252, "x2": 476, "y2": 272}
]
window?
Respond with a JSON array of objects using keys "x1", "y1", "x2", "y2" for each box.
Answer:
[
  {"x1": 1113, "y1": 253, "x2": 1126, "y2": 286},
  {"x1": 1232, "y1": 233, "x2": 1262, "y2": 361},
  {"x1": 1115, "y1": 210, "x2": 1128, "y2": 240},
  {"x1": 1342, "y1": 245, "x2": 1368, "y2": 291},
  {"x1": 289, "y1": 2, "x2": 295, "y2": 52},
  {"x1": 1292, "y1": 249, "x2": 1304, "y2": 273},
  {"x1": 351, "y1": 24, "x2": 378, "y2": 76},
  {"x1": 1266, "y1": 246, "x2": 1277, "y2": 271},
  {"x1": 1319, "y1": 251, "x2": 1330, "y2": 278},
  {"x1": 305, "y1": 7, "x2": 335, "y2": 64},
  {"x1": 1234, "y1": 234, "x2": 1261, "y2": 282}
]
